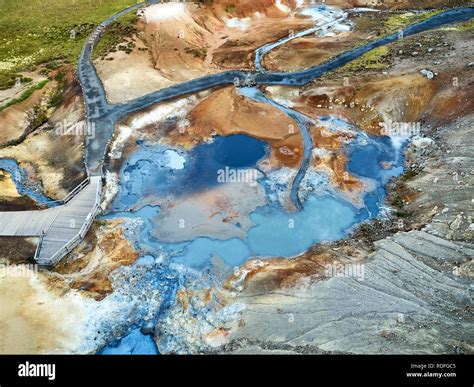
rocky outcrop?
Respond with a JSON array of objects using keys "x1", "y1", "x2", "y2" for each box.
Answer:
[
  {"x1": 223, "y1": 229, "x2": 472, "y2": 354},
  {"x1": 405, "y1": 115, "x2": 474, "y2": 242}
]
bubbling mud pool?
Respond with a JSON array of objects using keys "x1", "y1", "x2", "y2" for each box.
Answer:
[
  {"x1": 99, "y1": 118, "x2": 405, "y2": 353},
  {"x1": 104, "y1": 124, "x2": 404, "y2": 272}
]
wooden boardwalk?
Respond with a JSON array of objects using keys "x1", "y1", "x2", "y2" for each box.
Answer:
[
  {"x1": 0, "y1": 176, "x2": 102, "y2": 266},
  {"x1": 0, "y1": 207, "x2": 61, "y2": 236}
]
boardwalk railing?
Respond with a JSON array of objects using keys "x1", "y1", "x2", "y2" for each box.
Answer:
[
  {"x1": 46, "y1": 176, "x2": 91, "y2": 206},
  {"x1": 42, "y1": 179, "x2": 102, "y2": 267},
  {"x1": 62, "y1": 177, "x2": 91, "y2": 204},
  {"x1": 33, "y1": 231, "x2": 45, "y2": 262}
]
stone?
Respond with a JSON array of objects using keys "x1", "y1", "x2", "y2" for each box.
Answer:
[{"x1": 420, "y1": 69, "x2": 435, "y2": 80}]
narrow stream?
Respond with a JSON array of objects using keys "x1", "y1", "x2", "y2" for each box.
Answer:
[
  {"x1": 0, "y1": 158, "x2": 57, "y2": 207},
  {"x1": 237, "y1": 87, "x2": 314, "y2": 210},
  {"x1": 255, "y1": 5, "x2": 350, "y2": 72}
]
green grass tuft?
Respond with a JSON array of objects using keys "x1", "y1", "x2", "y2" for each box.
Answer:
[
  {"x1": 342, "y1": 46, "x2": 389, "y2": 72},
  {"x1": 184, "y1": 47, "x2": 208, "y2": 59},
  {"x1": 92, "y1": 12, "x2": 138, "y2": 60},
  {"x1": 445, "y1": 18, "x2": 474, "y2": 32},
  {"x1": 380, "y1": 10, "x2": 443, "y2": 36},
  {"x1": 0, "y1": 79, "x2": 49, "y2": 111},
  {"x1": 225, "y1": 5, "x2": 236, "y2": 14}
]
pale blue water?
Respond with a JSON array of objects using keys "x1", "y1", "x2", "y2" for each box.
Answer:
[
  {"x1": 348, "y1": 138, "x2": 404, "y2": 183},
  {"x1": 164, "y1": 195, "x2": 359, "y2": 266},
  {"x1": 247, "y1": 195, "x2": 358, "y2": 257},
  {"x1": 173, "y1": 237, "x2": 252, "y2": 268},
  {"x1": 100, "y1": 329, "x2": 159, "y2": 355},
  {"x1": 0, "y1": 158, "x2": 56, "y2": 207}
]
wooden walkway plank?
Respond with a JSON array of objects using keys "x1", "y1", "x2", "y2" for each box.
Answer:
[{"x1": 0, "y1": 208, "x2": 61, "y2": 236}]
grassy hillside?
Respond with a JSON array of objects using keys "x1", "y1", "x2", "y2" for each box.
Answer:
[{"x1": 0, "y1": 0, "x2": 138, "y2": 89}]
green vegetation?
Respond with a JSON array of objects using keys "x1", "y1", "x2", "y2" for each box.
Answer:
[
  {"x1": 225, "y1": 5, "x2": 236, "y2": 14},
  {"x1": 347, "y1": 10, "x2": 444, "y2": 53},
  {"x1": 48, "y1": 71, "x2": 67, "y2": 108},
  {"x1": 447, "y1": 18, "x2": 474, "y2": 32},
  {"x1": 401, "y1": 168, "x2": 421, "y2": 181},
  {"x1": 185, "y1": 47, "x2": 208, "y2": 59},
  {"x1": 0, "y1": 0, "x2": 138, "y2": 89},
  {"x1": 325, "y1": 10, "x2": 443, "y2": 78},
  {"x1": 0, "y1": 73, "x2": 33, "y2": 90},
  {"x1": 0, "y1": 79, "x2": 48, "y2": 111},
  {"x1": 342, "y1": 46, "x2": 389, "y2": 72},
  {"x1": 92, "y1": 12, "x2": 139, "y2": 59},
  {"x1": 391, "y1": 194, "x2": 413, "y2": 219},
  {"x1": 391, "y1": 195, "x2": 405, "y2": 210},
  {"x1": 29, "y1": 104, "x2": 49, "y2": 129},
  {"x1": 395, "y1": 210, "x2": 413, "y2": 219},
  {"x1": 380, "y1": 10, "x2": 443, "y2": 36}
]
